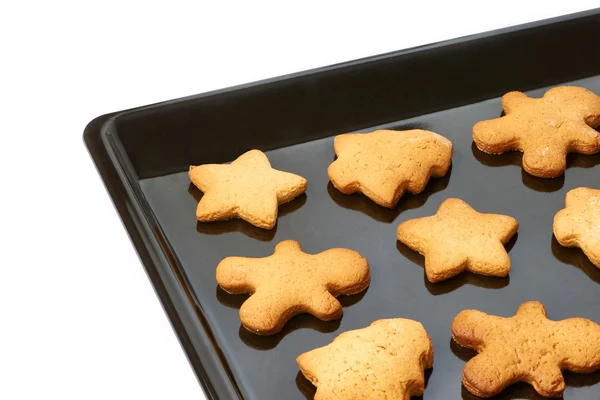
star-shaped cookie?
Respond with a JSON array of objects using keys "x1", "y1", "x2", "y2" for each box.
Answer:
[
  {"x1": 328, "y1": 129, "x2": 453, "y2": 208},
  {"x1": 396, "y1": 198, "x2": 518, "y2": 282},
  {"x1": 473, "y1": 86, "x2": 600, "y2": 178},
  {"x1": 554, "y1": 187, "x2": 600, "y2": 269},
  {"x1": 216, "y1": 240, "x2": 370, "y2": 335},
  {"x1": 452, "y1": 301, "x2": 600, "y2": 397},
  {"x1": 189, "y1": 150, "x2": 307, "y2": 229},
  {"x1": 297, "y1": 318, "x2": 434, "y2": 400}
]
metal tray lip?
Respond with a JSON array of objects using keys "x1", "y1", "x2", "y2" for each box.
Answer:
[
  {"x1": 83, "y1": 7, "x2": 600, "y2": 400},
  {"x1": 84, "y1": 115, "x2": 242, "y2": 400},
  {"x1": 88, "y1": 7, "x2": 599, "y2": 128}
]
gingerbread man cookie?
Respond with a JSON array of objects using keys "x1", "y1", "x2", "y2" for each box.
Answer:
[
  {"x1": 554, "y1": 187, "x2": 600, "y2": 269},
  {"x1": 397, "y1": 198, "x2": 518, "y2": 282},
  {"x1": 297, "y1": 318, "x2": 434, "y2": 400},
  {"x1": 473, "y1": 86, "x2": 600, "y2": 178},
  {"x1": 189, "y1": 150, "x2": 307, "y2": 229},
  {"x1": 452, "y1": 301, "x2": 600, "y2": 397},
  {"x1": 216, "y1": 240, "x2": 370, "y2": 335},
  {"x1": 328, "y1": 129, "x2": 453, "y2": 208}
]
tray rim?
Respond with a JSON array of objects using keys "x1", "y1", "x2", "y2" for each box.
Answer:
[{"x1": 84, "y1": 8, "x2": 600, "y2": 400}]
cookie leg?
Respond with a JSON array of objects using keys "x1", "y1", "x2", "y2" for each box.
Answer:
[
  {"x1": 302, "y1": 291, "x2": 343, "y2": 321},
  {"x1": 527, "y1": 364, "x2": 565, "y2": 397},
  {"x1": 462, "y1": 352, "x2": 520, "y2": 397},
  {"x1": 581, "y1": 242, "x2": 600, "y2": 268},
  {"x1": 239, "y1": 291, "x2": 298, "y2": 335},
  {"x1": 522, "y1": 144, "x2": 567, "y2": 178}
]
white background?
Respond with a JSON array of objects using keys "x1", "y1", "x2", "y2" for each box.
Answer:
[{"x1": 1, "y1": 1, "x2": 597, "y2": 399}]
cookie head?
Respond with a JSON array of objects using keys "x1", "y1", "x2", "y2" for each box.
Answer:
[
  {"x1": 216, "y1": 240, "x2": 370, "y2": 335},
  {"x1": 189, "y1": 150, "x2": 307, "y2": 229},
  {"x1": 553, "y1": 187, "x2": 600, "y2": 269},
  {"x1": 297, "y1": 318, "x2": 434, "y2": 400},
  {"x1": 452, "y1": 301, "x2": 600, "y2": 397},
  {"x1": 473, "y1": 86, "x2": 600, "y2": 178},
  {"x1": 328, "y1": 129, "x2": 453, "y2": 208}
]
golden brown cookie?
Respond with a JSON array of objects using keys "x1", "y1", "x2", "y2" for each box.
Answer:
[
  {"x1": 473, "y1": 86, "x2": 600, "y2": 178},
  {"x1": 327, "y1": 129, "x2": 453, "y2": 208},
  {"x1": 452, "y1": 301, "x2": 600, "y2": 398},
  {"x1": 297, "y1": 318, "x2": 434, "y2": 400},
  {"x1": 554, "y1": 187, "x2": 600, "y2": 269},
  {"x1": 189, "y1": 150, "x2": 307, "y2": 229},
  {"x1": 216, "y1": 240, "x2": 370, "y2": 335},
  {"x1": 396, "y1": 198, "x2": 518, "y2": 282}
]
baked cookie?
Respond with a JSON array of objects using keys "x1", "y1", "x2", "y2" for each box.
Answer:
[
  {"x1": 452, "y1": 301, "x2": 600, "y2": 397},
  {"x1": 189, "y1": 150, "x2": 307, "y2": 229},
  {"x1": 216, "y1": 240, "x2": 370, "y2": 335},
  {"x1": 473, "y1": 86, "x2": 600, "y2": 178},
  {"x1": 554, "y1": 187, "x2": 600, "y2": 269},
  {"x1": 397, "y1": 198, "x2": 518, "y2": 282},
  {"x1": 328, "y1": 129, "x2": 453, "y2": 208},
  {"x1": 297, "y1": 318, "x2": 434, "y2": 400}
]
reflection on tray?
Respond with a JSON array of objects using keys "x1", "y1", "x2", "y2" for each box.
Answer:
[
  {"x1": 189, "y1": 183, "x2": 307, "y2": 241},
  {"x1": 326, "y1": 168, "x2": 451, "y2": 224},
  {"x1": 551, "y1": 235, "x2": 600, "y2": 284},
  {"x1": 216, "y1": 286, "x2": 367, "y2": 350},
  {"x1": 471, "y1": 141, "x2": 600, "y2": 193},
  {"x1": 396, "y1": 238, "x2": 515, "y2": 295},
  {"x1": 239, "y1": 316, "x2": 340, "y2": 351}
]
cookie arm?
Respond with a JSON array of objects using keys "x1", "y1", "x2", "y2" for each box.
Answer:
[
  {"x1": 553, "y1": 208, "x2": 581, "y2": 247},
  {"x1": 318, "y1": 248, "x2": 370, "y2": 296},
  {"x1": 556, "y1": 318, "x2": 600, "y2": 373},
  {"x1": 566, "y1": 122, "x2": 600, "y2": 155},
  {"x1": 451, "y1": 309, "x2": 490, "y2": 350},
  {"x1": 473, "y1": 116, "x2": 520, "y2": 155},
  {"x1": 216, "y1": 257, "x2": 258, "y2": 294}
]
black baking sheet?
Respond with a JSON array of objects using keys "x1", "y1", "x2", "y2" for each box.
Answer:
[{"x1": 85, "y1": 9, "x2": 600, "y2": 400}]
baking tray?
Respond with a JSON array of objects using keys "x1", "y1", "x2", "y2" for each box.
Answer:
[{"x1": 85, "y1": 8, "x2": 600, "y2": 400}]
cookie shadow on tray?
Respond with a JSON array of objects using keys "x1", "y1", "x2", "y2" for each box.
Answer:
[
  {"x1": 326, "y1": 167, "x2": 451, "y2": 224},
  {"x1": 295, "y1": 366, "x2": 433, "y2": 400},
  {"x1": 551, "y1": 235, "x2": 600, "y2": 284},
  {"x1": 189, "y1": 183, "x2": 307, "y2": 241},
  {"x1": 470, "y1": 142, "x2": 566, "y2": 193},
  {"x1": 216, "y1": 286, "x2": 367, "y2": 350},
  {"x1": 396, "y1": 237, "x2": 515, "y2": 295}
]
